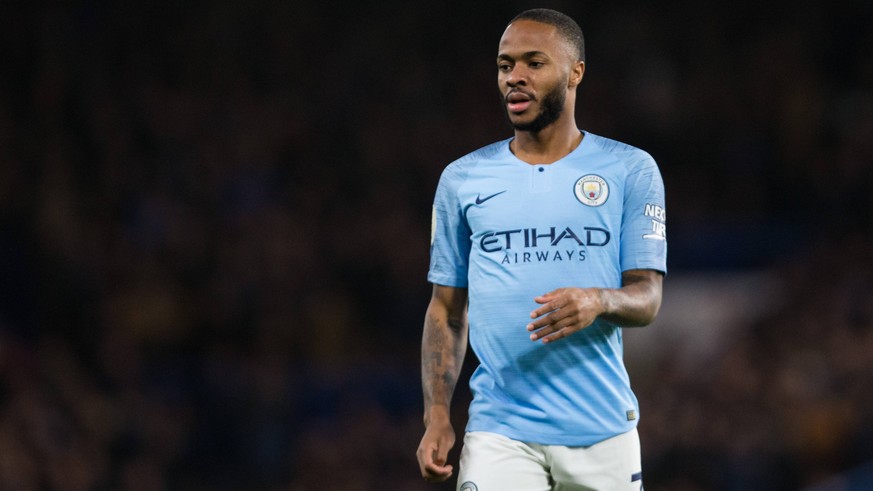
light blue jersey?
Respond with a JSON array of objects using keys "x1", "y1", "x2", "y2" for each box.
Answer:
[{"x1": 428, "y1": 131, "x2": 667, "y2": 446}]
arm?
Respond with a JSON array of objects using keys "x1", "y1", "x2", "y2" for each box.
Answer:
[
  {"x1": 416, "y1": 284, "x2": 469, "y2": 482},
  {"x1": 527, "y1": 268, "x2": 663, "y2": 343}
]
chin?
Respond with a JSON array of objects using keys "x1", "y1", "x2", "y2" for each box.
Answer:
[{"x1": 509, "y1": 113, "x2": 535, "y2": 127}]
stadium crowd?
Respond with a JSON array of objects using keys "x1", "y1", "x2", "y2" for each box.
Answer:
[{"x1": 0, "y1": 1, "x2": 871, "y2": 490}]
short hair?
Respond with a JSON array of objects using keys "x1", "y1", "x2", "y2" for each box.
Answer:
[{"x1": 509, "y1": 8, "x2": 585, "y2": 63}]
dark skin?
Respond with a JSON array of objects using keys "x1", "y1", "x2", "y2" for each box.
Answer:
[
  {"x1": 416, "y1": 19, "x2": 664, "y2": 483},
  {"x1": 498, "y1": 19, "x2": 584, "y2": 164},
  {"x1": 416, "y1": 284, "x2": 468, "y2": 482},
  {"x1": 528, "y1": 269, "x2": 663, "y2": 343}
]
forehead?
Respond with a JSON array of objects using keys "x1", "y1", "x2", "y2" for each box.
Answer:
[{"x1": 498, "y1": 19, "x2": 568, "y2": 58}]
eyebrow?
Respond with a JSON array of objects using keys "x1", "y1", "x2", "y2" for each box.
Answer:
[{"x1": 497, "y1": 50, "x2": 549, "y2": 62}]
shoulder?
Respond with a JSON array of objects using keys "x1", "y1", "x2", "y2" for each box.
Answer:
[
  {"x1": 439, "y1": 138, "x2": 511, "y2": 185},
  {"x1": 584, "y1": 132, "x2": 657, "y2": 174}
]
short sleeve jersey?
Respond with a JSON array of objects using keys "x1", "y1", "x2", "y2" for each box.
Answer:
[{"x1": 428, "y1": 131, "x2": 667, "y2": 446}]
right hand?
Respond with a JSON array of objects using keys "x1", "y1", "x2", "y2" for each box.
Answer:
[{"x1": 416, "y1": 420, "x2": 456, "y2": 482}]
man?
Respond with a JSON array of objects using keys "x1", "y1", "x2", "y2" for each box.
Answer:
[{"x1": 416, "y1": 8, "x2": 666, "y2": 491}]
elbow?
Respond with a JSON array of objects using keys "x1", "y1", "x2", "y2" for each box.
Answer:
[
  {"x1": 638, "y1": 291, "x2": 663, "y2": 326},
  {"x1": 626, "y1": 290, "x2": 662, "y2": 327},
  {"x1": 640, "y1": 301, "x2": 661, "y2": 327},
  {"x1": 637, "y1": 272, "x2": 664, "y2": 326}
]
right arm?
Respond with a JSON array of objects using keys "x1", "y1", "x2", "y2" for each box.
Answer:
[{"x1": 416, "y1": 284, "x2": 469, "y2": 483}]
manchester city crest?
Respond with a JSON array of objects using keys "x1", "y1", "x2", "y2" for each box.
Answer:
[{"x1": 574, "y1": 174, "x2": 609, "y2": 206}]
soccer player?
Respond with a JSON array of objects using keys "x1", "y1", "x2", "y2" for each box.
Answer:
[{"x1": 416, "y1": 8, "x2": 667, "y2": 491}]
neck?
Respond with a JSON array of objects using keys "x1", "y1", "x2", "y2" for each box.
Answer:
[{"x1": 510, "y1": 116, "x2": 583, "y2": 165}]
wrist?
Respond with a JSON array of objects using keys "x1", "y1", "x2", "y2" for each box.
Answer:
[
  {"x1": 424, "y1": 404, "x2": 451, "y2": 427},
  {"x1": 595, "y1": 287, "x2": 610, "y2": 317}
]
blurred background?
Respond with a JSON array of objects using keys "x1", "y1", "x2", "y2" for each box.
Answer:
[{"x1": 0, "y1": 0, "x2": 871, "y2": 490}]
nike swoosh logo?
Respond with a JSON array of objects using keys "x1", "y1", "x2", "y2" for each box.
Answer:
[{"x1": 475, "y1": 190, "x2": 507, "y2": 205}]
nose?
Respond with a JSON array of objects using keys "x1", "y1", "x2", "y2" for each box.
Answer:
[{"x1": 504, "y1": 66, "x2": 527, "y2": 87}]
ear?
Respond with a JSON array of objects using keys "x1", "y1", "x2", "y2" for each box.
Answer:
[{"x1": 568, "y1": 61, "x2": 585, "y2": 89}]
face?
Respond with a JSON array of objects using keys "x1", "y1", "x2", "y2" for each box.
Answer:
[{"x1": 497, "y1": 20, "x2": 581, "y2": 132}]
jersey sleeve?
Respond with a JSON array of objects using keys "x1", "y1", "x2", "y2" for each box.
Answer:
[
  {"x1": 427, "y1": 163, "x2": 472, "y2": 287},
  {"x1": 619, "y1": 153, "x2": 667, "y2": 274}
]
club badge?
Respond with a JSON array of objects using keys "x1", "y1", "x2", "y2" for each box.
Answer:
[{"x1": 574, "y1": 175, "x2": 609, "y2": 206}]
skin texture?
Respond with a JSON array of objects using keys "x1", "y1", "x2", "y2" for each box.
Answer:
[
  {"x1": 527, "y1": 269, "x2": 663, "y2": 343},
  {"x1": 416, "y1": 18, "x2": 664, "y2": 483},
  {"x1": 498, "y1": 19, "x2": 585, "y2": 165},
  {"x1": 416, "y1": 284, "x2": 468, "y2": 482}
]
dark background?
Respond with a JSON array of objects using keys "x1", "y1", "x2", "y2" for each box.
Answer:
[{"x1": 0, "y1": 0, "x2": 872, "y2": 490}]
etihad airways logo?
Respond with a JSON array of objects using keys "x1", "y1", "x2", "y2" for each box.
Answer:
[{"x1": 480, "y1": 225, "x2": 611, "y2": 264}]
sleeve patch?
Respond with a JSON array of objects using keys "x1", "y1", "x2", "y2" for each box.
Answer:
[{"x1": 642, "y1": 203, "x2": 666, "y2": 241}]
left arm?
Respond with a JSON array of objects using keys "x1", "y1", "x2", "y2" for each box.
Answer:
[{"x1": 526, "y1": 269, "x2": 663, "y2": 343}]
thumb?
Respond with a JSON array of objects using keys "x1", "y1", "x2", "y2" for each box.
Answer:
[{"x1": 433, "y1": 440, "x2": 450, "y2": 466}]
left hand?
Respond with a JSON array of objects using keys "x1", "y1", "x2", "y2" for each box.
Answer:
[{"x1": 527, "y1": 287, "x2": 604, "y2": 343}]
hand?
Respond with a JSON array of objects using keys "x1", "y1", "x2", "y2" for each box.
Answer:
[
  {"x1": 527, "y1": 287, "x2": 603, "y2": 343},
  {"x1": 416, "y1": 420, "x2": 456, "y2": 482}
]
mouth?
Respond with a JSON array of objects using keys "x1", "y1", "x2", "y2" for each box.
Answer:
[{"x1": 506, "y1": 91, "x2": 533, "y2": 113}]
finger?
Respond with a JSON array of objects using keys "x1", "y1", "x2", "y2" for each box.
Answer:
[
  {"x1": 419, "y1": 436, "x2": 454, "y2": 479},
  {"x1": 543, "y1": 314, "x2": 597, "y2": 342},
  {"x1": 537, "y1": 288, "x2": 565, "y2": 299},
  {"x1": 424, "y1": 462, "x2": 453, "y2": 481},
  {"x1": 529, "y1": 305, "x2": 551, "y2": 320},
  {"x1": 529, "y1": 319, "x2": 565, "y2": 340},
  {"x1": 528, "y1": 311, "x2": 571, "y2": 336},
  {"x1": 541, "y1": 323, "x2": 581, "y2": 343},
  {"x1": 418, "y1": 440, "x2": 444, "y2": 469},
  {"x1": 533, "y1": 294, "x2": 553, "y2": 304},
  {"x1": 416, "y1": 443, "x2": 434, "y2": 476},
  {"x1": 528, "y1": 303, "x2": 571, "y2": 330},
  {"x1": 527, "y1": 313, "x2": 556, "y2": 332},
  {"x1": 530, "y1": 297, "x2": 566, "y2": 320},
  {"x1": 530, "y1": 315, "x2": 579, "y2": 341},
  {"x1": 433, "y1": 441, "x2": 450, "y2": 467},
  {"x1": 422, "y1": 445, "x2": 453, "y2": 481},
  {"x1": 532, "y1": 289, "x2": 561, "y2": 304},
  {"x1": 530, "y1": 325, "x2": 555, "y2": 340}
]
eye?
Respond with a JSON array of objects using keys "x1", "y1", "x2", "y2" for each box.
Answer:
[
  {"x1": 498, "y1": 63, "x2": 513, "y2": 73},
  {"x1": 529, "y1": 61, "x2": 544, "y2": 68}
]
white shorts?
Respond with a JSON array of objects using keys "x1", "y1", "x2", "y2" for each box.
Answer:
[{"x1": 456, "y1": 428, "x2": 643, "y2": 491}]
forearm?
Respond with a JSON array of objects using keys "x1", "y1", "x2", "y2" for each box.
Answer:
[
  {"x1": 421, "y1": 299, "x2": 467, "y2": 426},
  {"x1": 599, "y1": 269, "x2": 663, "y2": 327}
]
